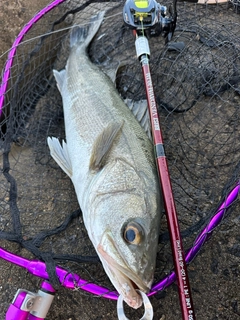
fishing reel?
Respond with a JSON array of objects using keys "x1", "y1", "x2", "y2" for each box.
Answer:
[{"x1": 123, "y1": 0, "x2": 177, "y2": 42}]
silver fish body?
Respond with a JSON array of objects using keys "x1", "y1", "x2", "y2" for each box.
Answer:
[{"x1": 47, "y1": 12, "x2": 161, "y2": 309}]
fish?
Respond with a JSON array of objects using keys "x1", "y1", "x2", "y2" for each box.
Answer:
[{"x1": 47, "y1": 11, "x2": 161, "y2": 309}]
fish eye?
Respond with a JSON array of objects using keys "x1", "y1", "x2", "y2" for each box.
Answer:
[{"x1": 123, "y1": 222, "x2": 144, "y2": 245}]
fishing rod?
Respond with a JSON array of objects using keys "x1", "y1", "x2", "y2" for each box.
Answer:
[{"x1": 123, "y1": 1, "x2": 196, "y2": 319}]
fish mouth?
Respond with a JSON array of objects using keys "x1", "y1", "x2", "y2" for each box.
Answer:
[
  {"x1": 108, "y1": 262, "x2": 144, "y2": 309},
  {"x1": 97, "y1": 239, "x2": 151, "y2": 309}
]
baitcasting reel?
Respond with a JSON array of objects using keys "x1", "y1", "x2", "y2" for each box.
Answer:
[{"x1": 123, "y1": 0, "x2": 177, "y2": 42}]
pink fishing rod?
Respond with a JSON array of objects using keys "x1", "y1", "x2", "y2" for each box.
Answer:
[
  {"x1": 133, "y1": 29, "x2": 196, "y2": 320},
  {"x1": 122, "y1": 1, "x2": 195, "y2": 317}
]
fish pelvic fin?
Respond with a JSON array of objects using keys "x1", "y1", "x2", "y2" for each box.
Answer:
[
  {"x1": 53, "y1": 69, "x2": 66, "y2": 94},
  {"x1": 70, "y1": 11, "x2": 105, "y2": 50},
  {"x1": 89, "y1": 121, "x2": 124, "y2": 171},
  {"x1": 47, "y1": 137, "x2": 72, "y2": 177}
]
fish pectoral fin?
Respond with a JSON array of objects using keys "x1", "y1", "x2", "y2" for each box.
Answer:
[
  {"x1": 47, "y1": 137, "x2": 72, "y2": 177},
  {"x1": 125, "y1": 99, "x2": 152, "y2": 141},
  {"x1": 53, "y1": 69, "x2": 66, "y2": 93},
  {"x1": 89, "y1": 121, "x2": 124, "y2": 171}
]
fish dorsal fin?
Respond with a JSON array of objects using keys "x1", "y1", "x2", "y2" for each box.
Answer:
[
  {"x1": 89, "y1": 121, "x2": 124, "y2": 171},
  {"x1": 47, "y1": 137, "x2": 72, "y2": 177},
  {"x1": 102, "y1": 65, "x2": 117, "y2": 84},
  {"x1": 101, "y1": 61, "x2": 126, "y2": 85},
  {"x1": 100, "y1": 64, "x2": 152, "y2": 140},
  {"x1": 125, "y1": 99, "x2": 152, "y2": 140},
  {"x1": 53, "y1": 69, "x2": 66, "y2": 94}
]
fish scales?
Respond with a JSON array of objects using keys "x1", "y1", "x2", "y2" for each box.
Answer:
[
  {"x1": 66, "y1": 50, "x2": 155, "y2": 170},
  {"x1": 48, "y1": 12, "x2": 162, "y2": 310}
]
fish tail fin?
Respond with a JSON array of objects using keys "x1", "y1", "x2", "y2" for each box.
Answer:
[{"x1": 70, "y1": 11, "x2": 105, "y2": 50}]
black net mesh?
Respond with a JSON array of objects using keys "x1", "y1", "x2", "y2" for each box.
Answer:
[{"x1": 0, "y1": 1, "x2": 240, "y2": 319}]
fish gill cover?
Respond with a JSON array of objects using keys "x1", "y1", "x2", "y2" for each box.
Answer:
[{"x1": 0, "y1": 0, "x2": 240, "y2": 319}]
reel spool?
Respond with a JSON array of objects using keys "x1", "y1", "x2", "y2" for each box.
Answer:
[{"x1": 123, "y1": 0, "x2": 177, "y2": 41}]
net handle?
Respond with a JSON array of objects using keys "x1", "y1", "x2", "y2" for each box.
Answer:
[{"x1": 0, "y1": 181, "x2": 239, "y2": 300}]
